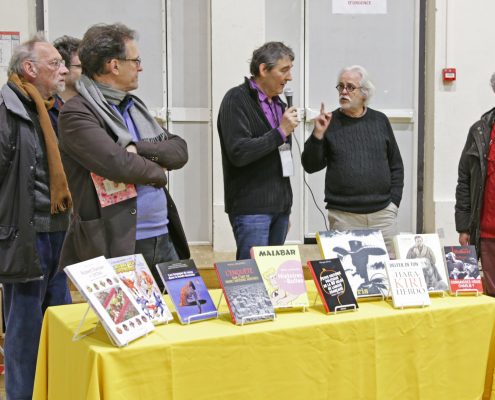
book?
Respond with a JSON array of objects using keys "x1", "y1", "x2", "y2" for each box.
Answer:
[
  {"x1": 90, "y1": 172, "x2": 137, "y2": 207},
  {"x1": 107, "y1": 254, "x2": 173, "y2": 325},
  {"x1": 443, "y1": 245, "x2": 483, "y2": 294},
  {"x1": 155, "y1": 259, "x2": 218, "y2": 324},
  {"x1": 316, "y1": 229, "x2": 390, "y2": 298},
  {"x1": 215, "y1": 259, "x2": 275, "y2": 325},
  {"x1": 394, "y1": 233, "x2": 450, "y2": 293},
  {"x1": 307, "y1": 258, "x2": 358, "y2": 313},
  {"x1": 64, "y1": 256, "x2": 154, "y2": 347},
  {"x1": 250, "y1": 245, "x2": 309, "y2": 309},
  {"x1": 385, "y1": 259, "x2": 431, "y2": 308}
]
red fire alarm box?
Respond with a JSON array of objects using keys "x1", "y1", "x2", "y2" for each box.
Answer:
[{"x1": 442, "y1": 68, "x2": 456, "y2": 82}]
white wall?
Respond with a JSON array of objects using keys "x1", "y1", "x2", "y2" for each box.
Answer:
[
  {"x1": 0, "y1": 0, "x2": 36, "y2": 84},
  {"x1": 211, "y1": 0, "x2": 266, "y2": 251},
  {"x1": 426, "y1": 0, "x2": 495, "y2": 245}
]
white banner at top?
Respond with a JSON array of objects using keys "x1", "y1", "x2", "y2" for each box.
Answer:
[{"x1": 332, "y1": 0, "x2": 387, "y2": 14}]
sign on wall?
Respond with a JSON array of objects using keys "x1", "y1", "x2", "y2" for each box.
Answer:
[
  {"x1": 0, "y1": 31, "x2": 20, "y2": 68},
  {"x1": 332, "y1": 0, "x2": 387, "y2": 14}
]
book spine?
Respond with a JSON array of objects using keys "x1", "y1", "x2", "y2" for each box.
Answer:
[
  {"x1": 213, "y1": 265, "x2": 237, "y2": 325},
  {"x1": 307, "y1": 262, "x2": 330, "y2": 313}
]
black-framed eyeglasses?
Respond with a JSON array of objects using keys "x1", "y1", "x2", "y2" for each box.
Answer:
[
  {"x1": 118, "y1": 57, "x2": 142, "y2": 67},
  {"x1": 335, "y1": 83, "x2": 361, "y2": 93}
]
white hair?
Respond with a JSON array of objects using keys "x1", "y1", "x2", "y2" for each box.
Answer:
[
  {"x1": 491, "y1": 72, "x2": 495, "y2": 93},
  {"x1": 338, "y1": 65, "x2": 375, "y2": 105}
]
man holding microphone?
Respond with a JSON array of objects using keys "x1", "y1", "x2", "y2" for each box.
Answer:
[{"x1": 217, "y1": 41, "x2": 300, "y2": 260}]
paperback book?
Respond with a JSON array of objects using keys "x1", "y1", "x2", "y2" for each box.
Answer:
[
  {"x1": 215, "y1": 259, "x2": 275, "y2": 325},
  {"x1": 316, "y1": 229, "x2": 390, "y2": 298},
  {"x1": 307, "y1": 258, "x2": 358, "y2": 313},
  {"x1": 64, "y1": 256, "x2": 154, "y2": 347},
  {"x1": 394, "y1": 233, "x2": 450, "y2": 293},
  {"x1": 443, "y1": 245, "x2": 482, "y2": 294},
  {"x1": 385, "y1": 259, "x2": 431, "y2": 308},
  {"x1": 90, "y1": 172, "x2": 137, "y2": 207},
  {"x1": 156, "y1": 259, "x2": 218, "y2": 324},
  {"x1": 108, "y1": 254, "x2": 173, "y2": 324},
  {"x1": 250, "y1": 245, "x2": 309, "y2": 309}
]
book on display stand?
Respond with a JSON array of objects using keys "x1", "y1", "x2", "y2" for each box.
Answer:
[
  {"x1": 156, "y1": 259, "x2": 218, "y2": 324},
  {"x1": 443, "y1": 245, "x2": 483, "y2": 295},
  {"x1": 64, "y1": 256, "x2": 155, "y2": 347},
  {"x1": 215, "y1": 259, "x2": 275, "y2": 325}
]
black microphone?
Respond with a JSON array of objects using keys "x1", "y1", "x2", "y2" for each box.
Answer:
[{"x1": 284, "y1": 87, "x2": 293, "y2": 108}]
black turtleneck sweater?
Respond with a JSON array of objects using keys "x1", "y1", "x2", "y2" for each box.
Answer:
[{"x1": 301, "y1": 108, "x2": 404, "y2": 214}]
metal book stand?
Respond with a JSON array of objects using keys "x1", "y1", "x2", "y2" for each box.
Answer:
[
  {"x1": 312, "y1": 293, "x2": 357, "y2": 315},
  {"x1": 216, "y1": 293, "x2": 276, "y2": 325},
  {"x1": 184, "y1": 310, "x2": 219, "y2": 324},
  {"x1": 454, "y1": 288, "x2": 482, "y2": 296}
]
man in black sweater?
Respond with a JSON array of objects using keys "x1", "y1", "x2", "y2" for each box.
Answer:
[
  {"x1": 301, "y1": 65, "x2": 404, "y2": 256},
  {"x1": 218, "y1": 42, "x2": 300, "y2": 259}
]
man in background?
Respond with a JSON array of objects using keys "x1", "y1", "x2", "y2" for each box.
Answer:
[
  {"x1": 217, "y1": 41, "x2": 300, "y2": 260},
  {"x1": 53, "y1": 35, "x2": 82, "y2": 101},
  {"x1": 0, "y1": 34, "x2": 72, "y2": 399},
  {"x1": 455, "y1": 72, "x2": 495, "y2": 296},
  {"x1": 58, "y1": 23, "x2": 189, "y2": 290},
  {"x1": 301, "y1": 65, "x2": 404, "y2": 257}
]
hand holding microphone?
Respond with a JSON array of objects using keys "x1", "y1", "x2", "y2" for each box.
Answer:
[{"x1": 280, "y1": 87, "x2": 300, "y2": 137}]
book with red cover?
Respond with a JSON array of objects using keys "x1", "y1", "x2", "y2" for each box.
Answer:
[
  {"x1": 90, "y1": 172, "x2": 137, "y2": 207},
  {"x1": 307, "y1": 258, "x2": 358, "y2": 313},
  {"x1": 215, "y1": 259, "x2": 275, "y2": 325},
  {"x1": 443, "y1": 245, "x2": 483, "y2": 294}
]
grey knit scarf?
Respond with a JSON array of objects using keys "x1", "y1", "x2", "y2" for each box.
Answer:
[{"x1": 76, "y1": 75, "x2": 165, "y2": 147}]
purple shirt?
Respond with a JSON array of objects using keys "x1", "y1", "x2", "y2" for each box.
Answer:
[
  {"x1": 113, "y1": 100, "x2": 168, "y2": 240},
  {"x1": 249, "y1": 79, "x2": 287, "y2": 141}
]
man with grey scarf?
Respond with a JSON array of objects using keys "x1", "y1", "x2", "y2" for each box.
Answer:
[{"x1": 58, "y1": 23, "x2": 189, "y2": 289}]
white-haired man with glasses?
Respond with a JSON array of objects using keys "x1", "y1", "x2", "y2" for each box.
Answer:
[
  {"x1": 58, "y1": 23, "x2": 189, "y2": 290},
  {"x1": 0, "y1": 34, "x2": 72, "y2": 399},
  {"x1": 301, "y1": 65, "x2": 404, "y2": 257}
]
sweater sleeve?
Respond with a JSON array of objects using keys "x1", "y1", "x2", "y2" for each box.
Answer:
[
  {"x1": 385, "y1": 117, "x2": 404, "y2": 207},
  {"x1": 301, "y1": 133, "x2": 327, "y2": 173},
  {"x1": 218, "y1": 90, "x2": 284, "y2": 168}
]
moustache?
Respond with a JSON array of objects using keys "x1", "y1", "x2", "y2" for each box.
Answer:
[{"x1": 339, "y1": 95, "x2": 351, "y2": 101}]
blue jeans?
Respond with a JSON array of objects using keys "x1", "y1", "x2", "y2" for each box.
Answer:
[
  {"x1": 229, "y1": 213, "x2": 290, "y2": 260},
  {"x1": 135, "y1": 233, "x2": 179, "y2": 291},
  {"x1": 3, "y1": 231, "x2": 71, "y2": 400}
]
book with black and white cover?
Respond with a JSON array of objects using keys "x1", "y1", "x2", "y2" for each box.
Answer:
[
  {"x1": 443, "y1": 245, "x2": 483, "y2": 294},
  {"x1": 307, "y1": 258, "x2": 358, "y2": 313},
  {"x1": 64, "y1": 256, "x2": 155, "y2": 347},
  {"x1": 215, "y1": 259, "x2": 275, "y2": 325},
  {"x1": 385, "y1": 259, "x2": 431, "y2": 308},
  {"x1": 316, "y1": 229, "x2": 390, "y2": 298},
  {"x1": 108, "y1": 254, "x2": 173, "y2": 325},
  {"x1": 250, "y1": 245, "x2": 309, "y2": 309},
  {"x1": 156, "y1": 259, "x2": 218, "y2": 324},
  {"x1": 394, "y1": 233, "x2": 450, "y2": 293}
]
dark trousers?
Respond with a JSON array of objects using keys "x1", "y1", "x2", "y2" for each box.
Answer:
[
  {"x1": 480, "y1": 238, "x2": 495, "y2": 296},
  {"x1": 135, "y1": 233, "x2": 179, "y2": 291},
  {"x1": 3, "y1": 231, "x2": 71, "y2": 400}
]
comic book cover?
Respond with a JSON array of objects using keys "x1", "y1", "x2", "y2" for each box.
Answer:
[
  {"x1": 316, "y1": 229, "x2": 390, "y2": 298},
  {"x1": 108, "y1": 254, "x2": 173, "y2": 324},
  {"x1": 307, "y1": 258, "x2": 358, "y2": 313},
  {"x1": 156, "y1": 260, "x2": 218, "y2": 324},
  {"x1": 385, "y1": 259, "x2": 431, "y2": 308},
  {"x1": 250, "y1": 245, "x2": 309, "y2": 309},
  {"x1": 394, "y1": 233, "x2": 450, "y2": 294},
  {"x1": 64, "y1": 256, "x2": 154, "y2": 347},
  {"x1": 443, "y1": 245, "x2": 482, "y2": 294},
  {"x1": 215, "y1": 259, "x2": 275, "y2": 325}
]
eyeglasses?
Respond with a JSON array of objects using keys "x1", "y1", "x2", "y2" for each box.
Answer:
[
  {"x1": 118, "y1": 57, "x2": 142, "y2": 67},
  {"x1": 29, "y1": 58, "x2": 66, "y2": 69},
  {"x1": 335, "y1": 83, "x2": 361, "y2": 93},
  {"x1": 70, "y1": 64, "x2": 82, "y2": 69}
]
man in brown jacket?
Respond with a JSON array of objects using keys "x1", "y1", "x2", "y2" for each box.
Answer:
[{"x1": 59, "y1": 23, "x2": 189, "y2": 289}]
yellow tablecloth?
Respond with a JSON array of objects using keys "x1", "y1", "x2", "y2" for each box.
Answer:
[{"x1": 33, "y1": 288, "x2": 495, "y2": 400}]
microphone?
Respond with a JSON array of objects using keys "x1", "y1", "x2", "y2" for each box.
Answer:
[{"x1": 284, "y1": 87, "x2": 293, "y2": 108}]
